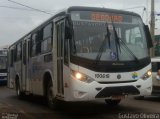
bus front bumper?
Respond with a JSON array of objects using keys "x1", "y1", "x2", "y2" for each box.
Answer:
[
  {"x1": 0, "y1": 78, "x2": 7, "y2": 85},
  {"x1": 64, "y1": 77, "x2": 152, "y2": 101}
]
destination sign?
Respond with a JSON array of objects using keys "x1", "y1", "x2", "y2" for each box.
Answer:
[
  {"x1": 91, "y1": 12, "x2": 123, "y2": 22},
  {"x1": 71, "y1": 11, "x2": 132, "y2": 23}
]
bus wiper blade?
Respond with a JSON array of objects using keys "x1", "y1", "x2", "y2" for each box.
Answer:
[
  {"x1": 111, "y1": 19, "x2": 138, "y2": 62},
  {"x1": 95, "y1": 22, "x2": 111, "y2": 64},
  {"x1": 95, "y1": 38, "x2": 106, "y2": 64},
  {"x1": 120, "y1": 39, "x2": 139, "y2": 62},
  {"x1": 112, "y1": 21, "x2": 121, "y2": 61}
]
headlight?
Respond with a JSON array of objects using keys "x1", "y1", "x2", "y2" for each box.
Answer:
[
  {"x1": 75, "y1": 72, "x2": 83, "y2": 79},
  {"x1": 71, "y1": 70, "x2": 94, "y2": 83},
  {"x1": 141, "y1": 70, "x2": 152, "y2": 80}
]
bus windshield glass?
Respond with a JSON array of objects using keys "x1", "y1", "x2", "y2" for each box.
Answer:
[
  {"x1": 70, "y1": 11, "x2": 148, "y2": 61},
  {"x1": 0, "y1": 56, "x2": 7, "y2": 70}
]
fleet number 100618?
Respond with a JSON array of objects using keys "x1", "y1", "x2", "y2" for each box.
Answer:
[{"x1": 95, "y1": 74, "x2": 109, "y2": 78}]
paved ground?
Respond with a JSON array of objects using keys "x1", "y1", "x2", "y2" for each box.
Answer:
[{"x1": 0, "y1": 86, "x2": 160, "y2": 119}]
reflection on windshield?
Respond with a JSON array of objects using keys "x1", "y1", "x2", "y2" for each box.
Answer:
[
  {"x1": 72, "y1": 16, "x2": 148, "y2": 61},
  {"x1": 0, "y1": 57, "x2": 7, "y2": 69}
]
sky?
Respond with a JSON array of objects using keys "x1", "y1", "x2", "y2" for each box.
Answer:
[{"x1": 0, "y1": 0, "x2": 160, "y2": 47}]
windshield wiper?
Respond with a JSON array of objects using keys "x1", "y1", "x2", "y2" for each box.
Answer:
[
  {"x1": 95, "y1": 22, "x2": 111, "y2": 64},
  {"x1": 119, "y1": 38, "x2": 139, "y2": 62},
  {"x1": 112, "y1": 21, "x2": 121, "y2": 61},
  {"x1": 111, "y1": 20, "x2": 139, "y2": 62}
]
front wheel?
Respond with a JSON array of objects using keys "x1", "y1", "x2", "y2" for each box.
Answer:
[
  {"x1": 47, "y1": 81, "x2": 59, "y2": 109},
  {"x1": 105, "y1": 99, "x2": 121, "y2": 106}
]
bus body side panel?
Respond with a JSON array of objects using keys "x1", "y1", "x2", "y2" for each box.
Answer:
[
  {"x1": 8, "y1": 67, "x2": 16, "y2": 88},
  {"x1": 30, "y1": 56, "x2": 42, "y2": 95},
  {"x1": 14, "y1": 61, "x2": 22, "y2": 89},
  {"x1": 30, "y1": 54, "x2": 53, "y2": 95}
]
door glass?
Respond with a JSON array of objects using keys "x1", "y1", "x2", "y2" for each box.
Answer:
[{"x1": 57, "y1": 21, "x2": 64, "y2": 95}]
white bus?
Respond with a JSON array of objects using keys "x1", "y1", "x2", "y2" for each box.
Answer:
[
  {"x1": 8, "y1": 6, "x2": 153, "y2": 108},
  {"x1": 151, "y1": 57, "x2": 160, "y2": 95},
  {"x1": 0, "y1": 48, "x2": 8, "y2": 85}
]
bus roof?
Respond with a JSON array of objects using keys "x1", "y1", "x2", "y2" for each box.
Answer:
[
  {"x1": 151, "y1": 57, "x2": 160, "y2": 62},
  {"x1": 68, "y1": 6, "x2": 140, "y2": 17},
  {"x1": 9, "y1": 6, "x2": 141, "y2": 48}
]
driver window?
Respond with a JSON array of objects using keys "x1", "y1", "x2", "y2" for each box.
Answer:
[{"x1": 125, "y1": 27, "x2": 143, "y2": 47}]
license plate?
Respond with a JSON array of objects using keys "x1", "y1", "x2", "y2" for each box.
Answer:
[{"x1": 111, "y1": 95, "x2": 125, "y2": 100}]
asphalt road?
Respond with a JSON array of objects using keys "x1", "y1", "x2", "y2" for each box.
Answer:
[{"x1": 0, "y1": 86, "x2": 160, "y2": 119}]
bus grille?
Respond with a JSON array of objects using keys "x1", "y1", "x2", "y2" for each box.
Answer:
[{"x1": 95, "y1": 86, "x2": 140, "y2": 98}]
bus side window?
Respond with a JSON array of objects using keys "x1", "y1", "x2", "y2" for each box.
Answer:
[
  {"x1": 15, "y1": 42, "x2": 22, "y2": 61},
  {"x1": 28, "y1": 40, "x2": 31, "y2": 58},
  {"x1": 13, "y1": 48, "x2": 16, "y2": 62},
  {"x1": 31, "y1": 30, "x2": 43, "y2": 57},
  {"x1": 41, "y1": 23, "x2": 53, "y2": 53},
  {"x1": 23, "y1": 42, "x2": 26, "y2": 65},
  {"x1": 64, "y1": 39, "x2": 69, "y2": 65},
  {"x1": 31, "y1": 33, "x2": 37, "y2": 57},
  {"x1": 36, "y1": 29, "x2": 43, "y2": 55},
  {"x1": 10, "y1": 50, "x2": 14, "y2": 67}
]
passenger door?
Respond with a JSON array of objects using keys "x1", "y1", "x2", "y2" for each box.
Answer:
[
  {"x1": 22, "y1": 36, "x2": 31, "y2": 92},
  {"x1": 54, "y1": 19, "x2": 65, "y2": 97},
  {"x1": 22, "y1": 40, "x2": 27, "y2": 91},
  {"x1": 8, "y1": 47, "x2": 15, "y2": 88}
]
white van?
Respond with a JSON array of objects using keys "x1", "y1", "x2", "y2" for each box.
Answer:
[{"x1": 151, "y1": 57, "x2": 160, "y2": 95}]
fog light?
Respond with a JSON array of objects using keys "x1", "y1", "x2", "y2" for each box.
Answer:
[{"x1": 74, "y1": 91, "x2": 86, "y2": 98}]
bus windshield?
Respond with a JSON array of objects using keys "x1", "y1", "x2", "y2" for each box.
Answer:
[
  {"x1": 0, "y1": 56, "x2": 7, "y2": 70},
  {"x1": 70, "y1": 11, "x2": 148, "y2": 61}
]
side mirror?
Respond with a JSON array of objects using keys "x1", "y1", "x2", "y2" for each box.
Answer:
[
  {"x1": 65, "y1": 14, "x2": 73, "y2": 39},
  {"x1": 144, "y1": 25, "x2": 153, "y2": 48},
  {"x1": 65, "y1": 25, "x2": 72, "y2": 39}
]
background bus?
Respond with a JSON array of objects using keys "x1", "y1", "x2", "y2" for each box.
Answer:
[
  {"x1": 8, "y1": 6, "x2": 153, "y2": 108},
  {"x1": 151, "y1": 57, "x2": 160, "y2": 95},
  {"x1": 0, "y1": 48, "x2": 8, "y2": 85},
  {"x1": 134, "y1": 57, "x2": 160, "y2": 99}
]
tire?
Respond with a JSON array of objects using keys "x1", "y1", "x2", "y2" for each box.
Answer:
[
  {"x1": 47, "y1": 81, "x2": 59, "y2": 109},
  {"x1": 16, "y1": 80, "x2": 24, "y2": 99},
  {"x1": 105, "y1": 99, "x2": 121, "y2": 106}
]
